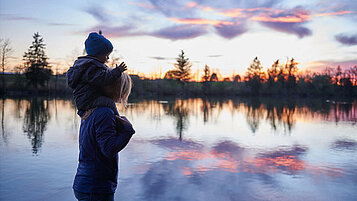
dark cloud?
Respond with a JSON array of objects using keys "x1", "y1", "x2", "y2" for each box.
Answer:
[
  {"x1": 335, "y1": 34, "x2": 357, "y2": 46},
  {"x1": 151, "y1": 24, "x2": 208, "y2": 40},
  {"x1": 261, "y1": 22, "x2": 312, "y2": 38},
  {"x1": 47, "y1": 22, "x2": 76, "y2": 26},
  {"x1": 83, "y1": 5, "x2": 111, "y2": 23},
  {"x1": 0, "y1": 15, "x2": 36, "y2": 21},
  {"x1": 80, "y1": 0, "x2": 355, "y2": 40},
  {"x1": 147, "y1": 0, "x2": 196, "y2": 17},
  {"x1": 149, "y1": 56, "x2": 173, "y2": 60},
  {"x1": 195, "y1": 0, "x2": 281, "y2": 10},
  {"x1": 207, "y1": 55, "x2": 223, "y2": 57},
  {"x1": 86, "y1": 24, "x2": 142, "y2": 37},
  {"x1": 215, "y1": 23, "x2": 248, "y2": 39},
  {"x1": 85, "y1": 24, "x2": 207, "y2": 41},
  {"x1": 0, "y1": 13, "x2": 76, "y2": 27}
]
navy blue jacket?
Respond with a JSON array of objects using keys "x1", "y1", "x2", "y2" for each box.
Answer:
[
  {"x1": 73, "y1": 107, "x2": 135, "y2": 194},
  {"x1": 67, "y1": 56, "x2": 122, "y2": 115}
]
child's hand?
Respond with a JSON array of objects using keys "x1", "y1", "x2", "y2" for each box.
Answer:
[{"x1": 116, "y1": 62, "x2": 127, "y2": 72}]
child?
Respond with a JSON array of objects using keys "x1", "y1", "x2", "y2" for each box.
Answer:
[{"x1": 67, "y1": 32, "x2": 126, "y2": 116}]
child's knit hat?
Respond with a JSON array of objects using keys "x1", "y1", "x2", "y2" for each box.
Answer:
[{"x1": 85, "y1": 32, "x2": 113, "y2": 56}]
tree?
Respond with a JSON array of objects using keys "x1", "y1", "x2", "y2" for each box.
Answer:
[
  {"x1": 210, "y1": 73, "x2": 218, "y2": 82},
  {"x1": 23, "y1": 32, "x2": 52, "y2": 88},
  {"x1": 246, "y1": 57, "x2": 263, "y2": 80},
  {"x1": 334, "y1": 65, "x2": 342, "y2": 85},
  {"x1": 0, "y1": 38, "x2": 13, "y2": 92},
  {"x1": 233, "y1": 74, "x2": 241, "y2": 82},
  {"x1": 267, "y1": 59, "x2": 280, "y2": 86},
  {"x1": 285, "y1": 58, "x2": 298, "y2": 77},
  {"x1": 202, "y1": 64, "x2": 211, "y2": 82},
  {"x1": 285, "y1": 58, "x2": 298, "y2": 91},
  {"x1": 349, "y1": 66, "x2": 357, "y2": 86},
  {"x1": 173, "y1": 50, "x2": 192, "y2": 82},
  {"x1": 245, "y1": 57, "x2": 264, "y2": 94},
  {"x1": 164, "y1": 70, "x2": 179, "y2": 79},
  {"x1": 201, "y1": 65, "x2": 211, "y2": 94}
]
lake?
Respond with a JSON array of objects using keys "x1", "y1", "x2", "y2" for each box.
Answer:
[{"x1": 0, "y1": 97, "x2": 356, "y2": 201}]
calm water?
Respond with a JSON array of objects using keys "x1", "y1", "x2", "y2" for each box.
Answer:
[{"x1": 0, "y1": 97, "x2": 356, "y2": 201}]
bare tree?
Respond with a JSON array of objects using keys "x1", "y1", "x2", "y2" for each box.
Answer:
[
  {"x1": 349, "y1": 66, "x2": 357, "y2": 86},
  {"x1": 0, "y1": 38, "x2": 14, "y2": 92},
  {"x1": 202, "y1": 64, "x2": 211, "y2": 82}
]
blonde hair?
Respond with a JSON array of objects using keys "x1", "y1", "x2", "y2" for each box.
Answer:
[
  {"x1": 82, "y1": 73, "x2": 132, "y2": 120},
  {"x1": 114, "y1": 72, "x2": 132, "y2": 107}
]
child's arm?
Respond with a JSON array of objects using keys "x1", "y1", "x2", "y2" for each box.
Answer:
[{"x1": 85, "y1": 62, "x2": 127, "y2": 87}]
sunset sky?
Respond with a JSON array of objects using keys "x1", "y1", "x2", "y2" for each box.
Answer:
[{"x1": 0, "y1": 0, "x2": 356, "y2": 78}]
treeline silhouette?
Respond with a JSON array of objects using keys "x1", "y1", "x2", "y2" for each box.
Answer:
[
  {"x1": 0, "y1": 33, "x2": 356, "y2": 98},
  {"x1": 134, "y1": 52, "x2": 357, "y2": 98},
  {"x1": 1, "y1": 58, "x2": 356, "y2": 98}
]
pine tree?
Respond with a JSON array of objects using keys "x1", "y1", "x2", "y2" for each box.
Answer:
[
  {"x1": 174, "y1": 50, "x2": 192, "y2": 82},
  {"x1": 23, "y1": 32, "x2": 52, "y2": 88}
]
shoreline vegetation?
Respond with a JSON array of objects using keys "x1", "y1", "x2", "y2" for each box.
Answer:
[
  {"x1": 0, "y1": 72, "x2": 356, "y2": 99},
  {"x1": 1, "y1": 33, "x2": 356, "y2": 99}
]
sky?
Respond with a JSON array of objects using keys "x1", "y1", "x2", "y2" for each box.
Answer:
[{"x1": 0, "y1": 0, "x2": 357, "y2": 78}]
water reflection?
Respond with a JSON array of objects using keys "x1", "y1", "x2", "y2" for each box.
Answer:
[
  {"x1": 22, "y1": 98, "x2": 50, "y2": 154},
  {"x1": 1, "y1": 98, "x2": 8, "y2": 144},
  {"x1": 163, "y1": 100, "x2": 189, "y2": 140},
  {"x1": 332, "y1": 139, "x2": 357, "y2": 151},
  {"x1": 158, "y1": 138, "x2": 342, "y2": 177},
  {"x1": 1, "y1": 97, "x2": 357, "y2": 201},
  {"x1": 137, "y1": 137, "x2": 346, "y2": 200},
  {"x1": 2, "y1": 97, "x2": 356, "y2": 153}
]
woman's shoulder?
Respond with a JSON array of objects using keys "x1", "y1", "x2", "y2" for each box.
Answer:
[{"x1": 93, "y1": 107, "x2": 115, "y2": 117}]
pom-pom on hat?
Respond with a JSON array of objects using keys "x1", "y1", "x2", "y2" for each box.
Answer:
[{"x1": 85, "y1": 32, "x2": 113, "y2": 56}]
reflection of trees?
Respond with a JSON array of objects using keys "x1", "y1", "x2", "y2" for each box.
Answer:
[
  {"x1": 1, "y1": 98, "x2": 8, "y2": 144},
  {"x1": 245, "y1": 99, "x2": 263, "y2": 133},
  {"x1": 201, "y1": 98, "x2": 219, "y2": 123},
  {"x1": 281, "y1": 102, "x2": 295, "y2": 132},
  {"x1": 23, "y1": 98, "x2": 50, "y2": 154},
  {"x1": 202, "y1": 99, "x2": 210, "y2": 123},
  {"x1": 163, "y1": 99, "x2": 189, "y2": 140}
]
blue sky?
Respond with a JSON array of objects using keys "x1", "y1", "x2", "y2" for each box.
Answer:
[{"x1": 0, "y1": 0, "x2": 356, "y2": 77}]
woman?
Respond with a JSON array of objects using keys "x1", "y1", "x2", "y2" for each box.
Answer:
[{"x1": 73, "y1": 72, "x2": 135, "y2": 201}]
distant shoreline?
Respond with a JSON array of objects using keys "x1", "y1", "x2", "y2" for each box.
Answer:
[{"x1": 1, "y1": 73, "x2": 356, "y2": 98}]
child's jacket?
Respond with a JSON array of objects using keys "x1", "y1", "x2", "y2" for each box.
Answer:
[{"x1": 66, "y1": 56, "x2": 122, "y2": 115}]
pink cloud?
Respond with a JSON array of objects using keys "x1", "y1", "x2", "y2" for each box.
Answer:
[{"x1": 169, "y1": 17, "x2": 235, "y2": 27}]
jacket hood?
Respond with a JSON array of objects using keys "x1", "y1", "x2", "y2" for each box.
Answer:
[{"x1": 67, "y1": 56, "x2": 106, "y2": 89}]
